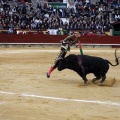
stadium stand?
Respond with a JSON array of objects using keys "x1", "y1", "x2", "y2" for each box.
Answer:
[{"x1": 0, "y1": 0, "x2": 119, "y2": 35}]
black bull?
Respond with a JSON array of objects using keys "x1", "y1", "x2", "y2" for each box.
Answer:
[{"x1": 55, "y1": 49, "x2": 119, "y2": 85}]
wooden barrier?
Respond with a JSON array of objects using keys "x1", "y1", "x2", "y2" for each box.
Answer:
[
  {"x1": 0, "y1": 34, "x2": 120, "y2": 47},
  {"x1": 0, "y1": 34, "x2": 66, "y2": 44}
]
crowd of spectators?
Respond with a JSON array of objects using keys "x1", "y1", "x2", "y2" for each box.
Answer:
[
  {"x1": 0, "y1": 0, "x2": 120, "y2": 34},
  {"x1": 48, "y1": 0, "x2": 63, "y2": 2}
]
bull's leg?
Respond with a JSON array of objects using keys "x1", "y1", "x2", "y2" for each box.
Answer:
[
  {"x1": 47, "y1": 48, "x2": 67, "y2": 78},
  {"x1": 98, "y1": 62, "x2": 109, "y2": 85},
  {"x1": 83, "y1": 78, "x2": 89, "y2": 86},
  {"x1": 77, "y1": 72, "x2": 89, "y2": 85},
  {"x1": 79, "y1": 75, "x2": 88, "y2": 85},
  {"x1": 99, "y1": 76, "x2": 106, "y2": 86},
  {"x1": 92, "y1": 73, "x2": 101, "y2": 83},
  {"x1": 80, "y1": 76, "x2": 89, "y2": 85},
  {"x1": 77, "y1": 56, "x2": 89, "y2": 85},
  {"x1": 80, "y1": 66, "x2": 89, "y2": 85},
  {"x1": 92, "y1": 77, "x2": 101, "y2": 82}
]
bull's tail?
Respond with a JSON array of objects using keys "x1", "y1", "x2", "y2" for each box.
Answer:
[{"x1": 106, "y1": 49, "x2": 120, "y2": 66}]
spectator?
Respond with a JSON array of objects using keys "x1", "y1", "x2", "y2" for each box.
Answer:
[{"x1": 0, "y1": 0, "x2": 119, "y2": 34}]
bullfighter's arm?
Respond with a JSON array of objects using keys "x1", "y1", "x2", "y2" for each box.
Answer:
[
  {"x1": 63, "y1": 34, "x2": 75, "y2": 42},
  {"x1": 71, "y1": 37, "x2": 80, "y2": 45},
  {"x1": 71, "y1": 32, "x2": 81, "y2": 45}
]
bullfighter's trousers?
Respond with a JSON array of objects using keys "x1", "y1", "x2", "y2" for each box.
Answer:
[{"x1": 52, "y1": 46, "x2": 68, "y2": 68}]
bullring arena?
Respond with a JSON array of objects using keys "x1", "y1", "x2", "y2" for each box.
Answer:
[{"x1": 0, "y1": 46, "x2": 120, "y2": 120}]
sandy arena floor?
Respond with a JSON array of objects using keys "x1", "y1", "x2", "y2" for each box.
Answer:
[{"x1": 0, "y1": 47, "x2": 120, "y2": 120}]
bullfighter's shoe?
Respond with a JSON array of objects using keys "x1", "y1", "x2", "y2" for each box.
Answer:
[
  {"x1": 46, "y1": 72, "x2": 50, "y2": 78},
  {"x1": 46, "y1": 66, "x2": 55, "y2": 78}
]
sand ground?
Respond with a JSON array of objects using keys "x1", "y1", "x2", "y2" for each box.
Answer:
[{"x1": 0, "y1": 47, "x2": 120, "y2": 120}]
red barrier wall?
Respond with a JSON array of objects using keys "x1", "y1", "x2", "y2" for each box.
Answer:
[{"x1": 0, "y1": 34, "x2": 120, "y2": 45}]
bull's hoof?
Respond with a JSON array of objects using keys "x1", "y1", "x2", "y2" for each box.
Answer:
[
  {"x1": 98, "y1": 83, "x2": 104, "y2": 86},
  {"x1": 84, "y1": 83, "x2": 88, "y2": 86},
  {"x1": 46, "y1": 73, "x2": 50, "y2": 78},
  {"x1": 92, "y1": 80, "x2": 95, "y2": 83},
  {"x1": 91, "y1": 79, "x2": 97, "y2": 83},
  {"x1": 92, "y1": 81, "x2": 97, "y2": 84},
  {"x1": 84, "y1": 81, "x2": 89, "y2": 86}
]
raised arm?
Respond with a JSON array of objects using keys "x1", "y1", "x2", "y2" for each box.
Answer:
[{"x1": 63, "y1": 34, "x2": 75, "y2": 42}]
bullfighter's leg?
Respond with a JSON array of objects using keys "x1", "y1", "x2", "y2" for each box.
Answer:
[{"x1": 47, "y1": 48, "x2": 67, "y2": 78}]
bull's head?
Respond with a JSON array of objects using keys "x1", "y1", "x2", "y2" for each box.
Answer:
[
  {"x1": 57, "y1": 58, "x2": 67, "y2": 71},
  {"x1": 57, "y1": 54, "x2": 78, "y2": 71}
]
